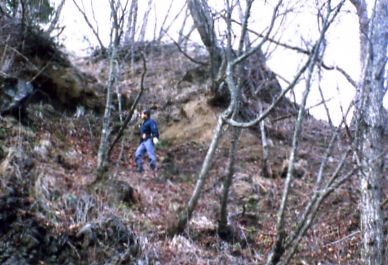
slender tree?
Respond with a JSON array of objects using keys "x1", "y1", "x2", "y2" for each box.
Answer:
[
  {"x1": 137, "y1": 0, "x2": 153, "y2": 42},
  {"x1": 171, "y1": 4, "x2": 366, "y2": 265},
  {"x1": 171, "y1": 0, "x2": 302, "y2": 235},
  {"x1": 125, "y1": 0, "x2": 138, "y2": 74},
  {"x1": 96, "y1": 0, "x2": 128, "y2": 179}
]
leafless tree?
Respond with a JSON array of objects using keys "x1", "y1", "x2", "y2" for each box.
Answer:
[
  {"x1": 107, "y1": 53, "x2": 147, "y2": 160},
  {"x1": 266, "y1": 3, "x2": 346, "y2": 263},
  {"x1": 96, "y1": 0, "x2": 129, "y2": 179},
  {"x1": 350, "y1": 0, "x2": 387, "y2": 264},
  {"x1": 72, "y1": 0, "x2": 146, "y2": 180},
  {"x1": 177, "y1": 7, "x2": 191, "y2": 46},
  {"x1": 124, "y1": 0, "x2": 137, "y2": 74},
  {"x1": 124, "y1": 0, "x2": 138, "y2": 45},
  {"x1": 170, "y1": 0, "x2": 287, "y2": 235},
  {"x1": 169, "y1": 2, "x2": 366, "y2": 264},
  {"x1": 218, "y1": 125, "x2": 240, "y2": 236},
  {"x1": 157, "y1": 1, "x2": 186, "y2": 43},
  {"x1": 137, "y1": 0, "x2": 153, "y2": 42},
  {"x1": 72, "y1": 0, "x2": 107, "y2": 54}
]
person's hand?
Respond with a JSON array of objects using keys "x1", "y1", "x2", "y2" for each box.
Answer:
[{"x1": 153, "y1": 137, "x2": 159, "y2": 145}]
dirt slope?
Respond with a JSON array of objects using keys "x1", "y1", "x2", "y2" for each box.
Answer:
[{"x1": 1, "y1": 43, "x2": 387, "y2": 264}]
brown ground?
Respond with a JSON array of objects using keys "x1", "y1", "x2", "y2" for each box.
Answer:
[{"x1": 1, "y1": 44, "x2": 387, "y2": 264}]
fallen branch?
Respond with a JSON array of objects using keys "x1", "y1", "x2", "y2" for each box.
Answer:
[{"x1": 325, "y1": 231, "x2": 360, "y2": 246}]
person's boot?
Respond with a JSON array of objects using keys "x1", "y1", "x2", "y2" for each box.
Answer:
[
  {"x1": 135, "y1": 157, "x2": 143, "y2": 173},
  {"x1": 136, "y1": 166, "x2": 143, "y2": 173}
]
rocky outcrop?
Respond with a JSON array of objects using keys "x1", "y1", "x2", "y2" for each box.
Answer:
[{"x1": 0, "y1": 17, "x2": 105, "y2": 117}]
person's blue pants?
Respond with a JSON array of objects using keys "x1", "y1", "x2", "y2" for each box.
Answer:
[{"x1": 135, "y1": 138, "x2": 156, "y2": 172}]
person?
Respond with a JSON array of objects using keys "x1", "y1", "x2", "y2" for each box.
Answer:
[{"x1": 135, "y1": 109, "x2": 159, "y2": 173}]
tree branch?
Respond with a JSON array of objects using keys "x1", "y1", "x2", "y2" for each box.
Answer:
[
  {"x1": 107, "y1": 52, "x2": 147, "y2": 159},
  {"x1": 166, "y1": 33, "x2": 207, "y2": 65},
  {"x1": 46, "y1": 0, "x2": 65, "y2": 35},
  {"x1": 229, "y1": 16, "x2": 358, "y2": 88},
  {"x1": 71, "y1": 0, "x2": 106, "y2": 53}
]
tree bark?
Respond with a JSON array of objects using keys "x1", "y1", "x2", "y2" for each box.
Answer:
[
  {"x1": 259, "y1": 102, "x2": 271, "y2": 178},
  {"x1": 350, "y1": 0, "x2": 387, "y2": 263},
  {"x1": 187, "y1": 0, "x2": 222, "y2": 85},
  {"x1": 96, "y1": 0, "x2": 126, "y2": 179},
  {"x1": 218, "y1": 126, "x2": 240, "y2": 237},
  {"x1": 96, "y1": 46, "x2": 116, "y2": 177}
]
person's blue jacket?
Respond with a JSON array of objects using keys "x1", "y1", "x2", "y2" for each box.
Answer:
[{"x1": 139, "y1": 118, "x2": 159, "y2": 142}]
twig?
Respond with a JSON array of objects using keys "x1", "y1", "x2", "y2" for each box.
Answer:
[
  {"x1": 6, "y1": 45, "x2": 44, "y2": 74},
  {"x1": 71, "y1": 0, "x2": 106, "y2": 53},
  {"x1": 325, "y1": 231, "x2": 360, "y2": 246},
  {"x1": 29, "y1": 61, "x2": 51, "y2": 83},
  {"x1": 166, "y1": 32, "x2": 207, "y2": 66},
  {"x1": 229, "y1": 17, "x2": 357, "y2": 89},
  {"x1": 7, "y1": 46, "x2": 32, "y2": 65},
  {"x1": 1, "y1": 35, "x2": 11, "y2": 66},
  {"x1": 271, "y1": 97, "x2": 334, "y2": 123},
  {"x1": 66, "y1": 241, "x2": 81, "y2": 259},
  {"x1": 0, "y1": 71, "x2": 8, "y2": 77}
]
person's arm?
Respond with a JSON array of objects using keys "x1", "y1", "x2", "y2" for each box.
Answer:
[{"x1": 151, "y1": 120, "x2": 159, "y2": 144}]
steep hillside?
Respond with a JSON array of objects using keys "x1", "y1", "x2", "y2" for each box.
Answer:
[{"x1": 1, "y1": 42, "x2": 387, "y2": 264}]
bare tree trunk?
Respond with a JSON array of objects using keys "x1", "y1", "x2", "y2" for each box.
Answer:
[
  {"x1": 156, "y1": 0, "x2": 174, "y2": 42},
  {"x1": 96, "y1": 0, "x2": 127, "y2": 180},
  {"x1": 177, "y1": 8, "x2": 190, "y2": 46},
  {"x1": 124, "y1": 0, "x2": 138, "y2": 75},
  {"x1": 218, "y1": 1, "x2": 244, "y2": 237},
  {"x1": 187, "y1": 0, "x2": 222, "y2": 85},
  {"x1": 138, "y1": 0, "x2": 153, "y2": 42},
  {"x1": 266, "y1": 2, "x2": 336, "y2": 262},
  {"x1": 350, "y1": 0, "x2": 387, "y2": 263},
  {"x1": 113, "y1": 62, "x2": 124, "y2": 177},
  {"x1": 125, "y1": 0, "x2": 137, "y2": 44},
  {"x1": 237, "y1": 0, "x2": 253, "y2": 52},
  {"x1": 96, "y1": 46, "x2": 117, "y2": 177},
  {"x1": 259, "y1": 102, "x2": 271, "y2": 178},
  {"x1": 170, "y1": 115, "x2": 225, "y2": 234},
  {"x1": 218, "y1": 126, "x2": 240, "y2": 236},
  {"x1": 266, "y1": 67, "x2": 312, "y2": 265}
]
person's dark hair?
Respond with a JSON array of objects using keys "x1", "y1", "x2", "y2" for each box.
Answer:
[{"x1": 143, "y1": 109, "x2": 151, "y2": 117}]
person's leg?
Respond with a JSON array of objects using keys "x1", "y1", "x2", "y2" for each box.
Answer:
[
  {"x1": 144, "y1": 139, "x2": 157, "y2": 170},
  {"x1": 135, "y1": 142, "x2": 146, "y2": 172}
]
